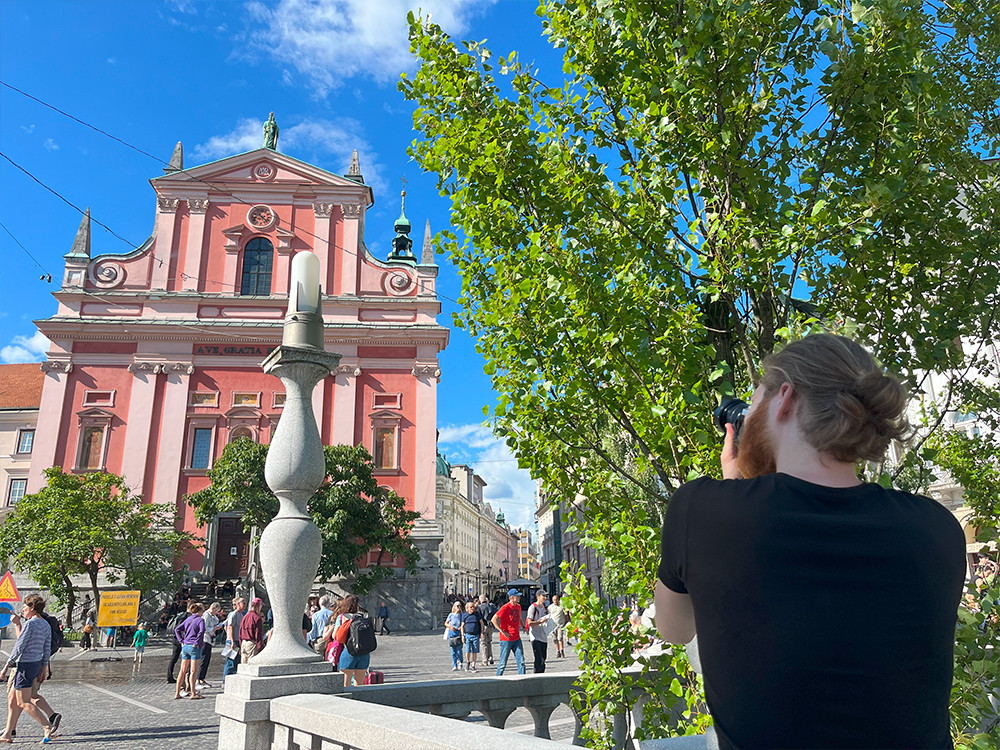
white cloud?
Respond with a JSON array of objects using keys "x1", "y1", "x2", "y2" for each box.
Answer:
[
  {"x1": 0, "y1": 331, "x2": 49, "y2": 364},
  {"x1": 192, "y1": 116, "x2": 387, "y2": 194},
  {"x1": 438, "y1": 423, "x2": 537, "y2": 530},
  {"x1": 43, "y1": 138, "x2": 59, "y2": 151},
  {"x1": 244, "y1": 0, "x2": 495, "y2": 95},
  {"x1": 20, "y1": 124, "x2": 35, "y2": 134}
]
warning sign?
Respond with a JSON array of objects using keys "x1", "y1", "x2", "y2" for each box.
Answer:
[
  {"x1": 97, "y1": 590, "x2": 141, "y2": 628},
  {"x1": 0, "y1": 572, "x2": 20, "y2": 602}
]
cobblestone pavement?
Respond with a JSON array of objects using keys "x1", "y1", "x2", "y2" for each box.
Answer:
[{"x1": 0, "y1": 631, "x2": 582, "y2": 747}]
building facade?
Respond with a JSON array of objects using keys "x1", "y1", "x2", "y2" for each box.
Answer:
[
  {"x1": 516, "y1": 527, "x2": 540, "y2": 581},
  {"x1": 26, "y1": 127, "x2": 449, "y2": 595},
  {"x1": 435, "y1": 452, "x2": 517, "y2": 597},
  {"x1": 0, "y1": 364, "x2": 43, "y2": 513}
]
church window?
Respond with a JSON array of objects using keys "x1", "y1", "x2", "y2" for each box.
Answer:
[
  {"x1": 374, "y1": 427, "x2": 397, "y2": 470},
  {"x1": 240, "y1": 238, "x2": 274, "y2": 296},
  {"x1": 229, "y1": 426, "x2": 255, "y2": 444},
  {"x1": 190, "y1": 427, "x2": 214, "y2": 470},
  {"x1": 83, "y1": 390, "x2": 115, "y2": 407}
]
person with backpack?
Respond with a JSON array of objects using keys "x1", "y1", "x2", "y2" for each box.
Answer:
[
  {"x1": 173, "y1": 602, "x2": 206, "y2": 700},
  {"x1": 330, "y1": 595, "x2": 375, "y2": 686},
  {"x1": 477, "y1": 595, "x2": 498, "y2": 665},
  {"x1": 165, "y1": 608, "x2": 187, "y2": 684},
  {"x1": 80, "y1": 610, "x2": 95, "y2": 651},
  {"x1": 0, "y1": 595, "x2": 59, "y2": 744}
]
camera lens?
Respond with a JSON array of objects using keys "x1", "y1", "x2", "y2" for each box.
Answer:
[{"x1": 713, "y1": 398, "x2": 749, "y2": 441}]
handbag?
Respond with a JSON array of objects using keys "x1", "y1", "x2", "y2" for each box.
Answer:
[
  {"x1": 448, "y1": 635, "x2": 462, "y2": 649},
  {"x1": 334, "y1": 614, "x2": 353, "y2": 644},
  {"x1": 83, "y1": 623, "x2": 94, "y2": 634},
  {"x1": 326, "y1": 639, "x2": 345, "y2": 669}
]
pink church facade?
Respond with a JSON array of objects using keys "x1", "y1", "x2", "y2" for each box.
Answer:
[{"x1": 27, "y1": 138, "x2": 448, "y2": 579}]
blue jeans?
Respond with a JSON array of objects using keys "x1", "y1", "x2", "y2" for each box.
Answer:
[
  {"x1": 221, "y1": 640, "x2": 240, "y2": 683},
  {"x1": 450, "y1": 642, "x2": 464, "y2": 667},
  {"x1": 496, "y1": 639, "x2": 525, "y2": 676}
]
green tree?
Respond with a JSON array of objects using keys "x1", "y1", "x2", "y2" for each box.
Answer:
[
  {"x1": 402, "y1": 1, "x2": 1000, "y2": 746},
  {"x1": 186, "y1": 439, "x2": 421, "y2": 595},
  {"x1": 0, "y1": 467, "x2": 193, "y2": 626}
]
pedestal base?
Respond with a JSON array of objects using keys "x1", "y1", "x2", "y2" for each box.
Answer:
[{"x1": 216, "y1": 662, "x2": 342, "y2": 750}]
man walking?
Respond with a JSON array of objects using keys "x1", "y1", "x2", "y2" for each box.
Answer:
[
  {"x1": 238, "y1": 598, "x2": 265, "y2": 664},
  {"x1": 655, "y1": 334, "x2": 966, "y2": 749},
  {"x1": 376, "y1": 601, "x2": 392, "y2": 635},
  {"x1": 491, "y1": 589, "x2": 525, "y2": 676},
  {"x1": 308, "y1": 594, "x2": 335, "y2": 651},
  {"x1": 221, "y1": 597, "x2": 245, "y2": 684},
  {"x1": 525, "y1": 590, "x2": 550, "y2": 674},
  {"x1": 197, "y1": 602, "x2": 222, "y2": 689},
  {"x1": 477, "y1": 594, "x2": 498, "y2": 665}
]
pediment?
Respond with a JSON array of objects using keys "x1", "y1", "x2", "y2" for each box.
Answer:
[{"x1": 151, "y1": 149, "x2": 373, "y2": 194}]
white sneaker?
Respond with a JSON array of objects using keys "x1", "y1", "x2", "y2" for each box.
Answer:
[
  {"x1": 452, "y1": 666, "x2": 459, "y2": 671},
  {"x1": 196, "y1": 681, "x2": 211, "y2": 689},
  {"x1": 179, "y1": 690, "x2": 189, "y2": 697}
]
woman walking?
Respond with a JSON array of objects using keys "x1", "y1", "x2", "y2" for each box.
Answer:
[
  {"x1": 173, "y1": 603, "x2": 206, "y2": 700},
  {"x1": 330, "y1": 595, "x2": 368, "y2": 687},
  {"x1": 445, "y1": 602, "x2": 463, "y2": 671},
  {"x1": 0, "y1": 595, "x2": 55, "y2": 744},
  {"x1": 80, "y1": 610, "x2": 95, "y2": 651}
]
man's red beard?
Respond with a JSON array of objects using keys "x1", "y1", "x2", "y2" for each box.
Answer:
[{"x1": 736, "y1": 400, "x2": 777, "y2": 478}]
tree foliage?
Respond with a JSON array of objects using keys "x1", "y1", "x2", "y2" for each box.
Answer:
[
  {"x1": 402, "y1": 0, "x2": 1000, "y2": 745},
  {"x1": 186, "y1": 439, "x2": 421, "y2": 595},
  {"x1": 0, "y1": 467, "x2": 192, "y2": 625}
]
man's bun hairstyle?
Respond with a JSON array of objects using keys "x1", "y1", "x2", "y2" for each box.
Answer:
[{"x1": 761, "y1": 334, "x2": 910, "y2": 463}]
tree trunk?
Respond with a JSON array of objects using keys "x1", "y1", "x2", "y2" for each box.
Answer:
[
  {"x1": 62, "y1": 571, "x2": 76, "y2": 629},
  {"x1": 87, "y1": 565, "x2": 100, "y2": 618}
]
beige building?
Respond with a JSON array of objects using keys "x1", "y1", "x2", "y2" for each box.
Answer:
[
  {"x1": 516, "y1": 527, "x2": 540, "y2": 582},
  {"x1": 0, "y1": 364, "x2": 43, "y2": 513},
  {"x1": 435, "y1": 453, "x2": 518, "y2": 596}
]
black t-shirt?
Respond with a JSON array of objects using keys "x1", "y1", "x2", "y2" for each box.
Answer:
[
  {"x1": 460, "y1": 610, "x2": 484, "y2": 636},
  {"x1": 658, "y1": 473, "x2": 965, "y2": 750}
]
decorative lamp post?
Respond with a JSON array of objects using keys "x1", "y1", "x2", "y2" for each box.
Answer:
[{"x1": 253, "y1": 250, "x2": 340, "y2": 665}]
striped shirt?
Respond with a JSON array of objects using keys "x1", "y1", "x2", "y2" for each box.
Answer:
[{"x1": 7, "y1": 616, "x2": 51, "y2": 667}]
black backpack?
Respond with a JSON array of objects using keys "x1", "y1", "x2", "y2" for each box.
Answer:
[
  {"x1": 346, "y1": 614, "x2": 377, "y2": 656},
  {"x1": 167, "y1": 611, "x2": 186, "y2": 636},
  {"x1": 41, "y1": 613, "x2": 64, "y2": 655}
]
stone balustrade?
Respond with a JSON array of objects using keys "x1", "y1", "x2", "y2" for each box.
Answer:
[{"x1": 257, "y1": 669, "x2": 710, "y2": 750}]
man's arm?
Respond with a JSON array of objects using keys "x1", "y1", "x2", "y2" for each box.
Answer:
[{"x1": 654, "y1": 580, "x2": 696, "y2": 644}]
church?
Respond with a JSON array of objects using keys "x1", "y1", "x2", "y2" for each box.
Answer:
[{"x1": 26, "y1": 116, "x2": 449, "y2": 593}]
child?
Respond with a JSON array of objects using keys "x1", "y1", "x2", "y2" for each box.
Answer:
[{"x1": 132, "y1": 623, "x2": 149, "y2": 664}]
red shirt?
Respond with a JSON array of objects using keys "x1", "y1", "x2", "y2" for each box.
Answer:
[{"x1": 495, "y1": 602, "x2": 522, "y2": 641}]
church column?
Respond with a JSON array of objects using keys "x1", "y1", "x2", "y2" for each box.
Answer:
[
  {"x1": 181, "y1": 198, "x2": 209, "y2": 291},
  {"x1": 152, "y1": 364, "x2": 194, "y2": 506},
  {"x1": 312, "y1": 202, "x2": 333, "y2": 294},
  {"x1": 151, "y1": 196, "x2": 179, "y2": 291},
  {"x1": 412, "y1": 360, "x2": 441, "y2": 519},
  {"x1": 337, "y1": 203, "x2": 362, "y2": 296},
  {"x1": 330, "y1": 358, "x2": 360, "y2": 446},
  {"x1": 27, "y1": 361, "x2": 73, "y2": 493},
  {"x1": 120, "y1": 362, "x2": 160, "y2": 496}
]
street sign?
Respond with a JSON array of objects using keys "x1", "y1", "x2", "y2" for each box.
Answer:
[
  {"x1": 0, "y1": 603, "x2": 13, "y2": 629},
  {"x1": 0, "y1": 571, "x2": 20, "y2": 602},
  {"x1": 97, "y1": 590, "x2": 141, "y2": 627}
]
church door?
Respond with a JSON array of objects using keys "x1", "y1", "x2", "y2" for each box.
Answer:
[{"x1": 215, "y1": 517, "x2": 251, "y2": 578}]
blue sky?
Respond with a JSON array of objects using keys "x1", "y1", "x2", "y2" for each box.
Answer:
[{"x1": 0, "y1": 0, "x2": 561, "y2": 529}]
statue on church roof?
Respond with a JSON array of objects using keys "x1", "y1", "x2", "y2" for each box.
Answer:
[
  {"x1": 436, "y1": 448, "x2": 452, "y2": 477},
  {"x1": 263, "y1": 112, "x2": 279, "y2": 150}
]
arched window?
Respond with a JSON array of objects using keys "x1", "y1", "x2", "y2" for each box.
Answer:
[
  {"x1": 229, "y1": 426, "x2": 254, "y2": 444},
  {"x1": 240, "y1": 238, "x2": 274, "y2": 296}
]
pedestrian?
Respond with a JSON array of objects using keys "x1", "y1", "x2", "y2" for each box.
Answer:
[
  {"x1": 132, "y1": 622, "x2": 149, "y2": 665},
  {"x1": 477, "y1": 595, "x2": 498, "y2": 665},
  {"x1": 197, "y1": 602, "x2": 223, "y2": 689},
  {"x1": 444, "y1": 602, "x2": 463, "y2": 671},
  {"x1": 173, "y1": 602, "x2": 206, "y2": 700},
  {"x1": 548, "y1": 594, "x2": 569, "y2": 658},
  {"x1": 80, "y1": 610, "x2": 95, "y2": 651},
  {"x1": 330, "y1": 595, "x2": 369, "y2": 686},
  {"x1": 460, "y1": 599, "x2": 485, "y2": 672},
  {"x1": 526, "y1": 590, "x2": 550, "y2": 674},
  {"x1": 0, "y1": 595, "x2": 56, "y2": 743},
  {"x1": 377, "y1": 601, "x2": 392, "y2": 635},
  {"x1": 221, "y1": 596, "x2": 246, "y2": 685},
  {"x1": 165, "y1": 606, "x2": 188, "y2": 684},
  {"x1": 491, "y1": 589, "x2": 525, "y2": 676},
  {"x1": 655, "y1": 333, "x2": 967, "y2": 748},
  {"x1": 238, "y1": 598, "x2": 265, "y2": 665},
  {"x1": 308, "y1": 594, "x2": 335, "y2": 651}
]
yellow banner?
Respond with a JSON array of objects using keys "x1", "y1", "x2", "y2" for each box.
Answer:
[{"x1": 97, "y1": 590, "x2": 141, "y2": 628}]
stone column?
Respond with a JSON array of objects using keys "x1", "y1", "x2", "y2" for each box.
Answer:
[
  {"x1": 151, "y1": 196, "x2": 179, "y2": 290},
  {"x1": 337, "y1": 203, "x2": 362, "y2": 295},
  {"x1": 120, "y1": 362, "x2": 160, "y2": 496},
  {"x1": 182, "y1": 197, "x2": 210, "y2": 290},
  {"x1": 312, "y1": 202, "x2": 333, "y2": 293},
  {"x1": 151, "y1": 364, "x2": 193, "y2": 505},
  {"x1": 27, "y1": 361, "x2": 73, "y2": 493}
]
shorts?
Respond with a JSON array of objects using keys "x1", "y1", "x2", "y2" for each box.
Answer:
[
  {"x1": 12, "y1": 661, "x2": 43, "y2": 690},
  {"x1": 338, "y1": 649, "x2": 371, "y2": 671},
  {"x1": 134, "y1": 645, "x2": 145, "y2": 653},
  {"x1": 6, "y1": 667, "x2": 40, "y2": 698},
  {"x1": 465, "y1": 635, "x2": 480, "y2": 653},
  {"x1": 180, "y1": 643, "x2": 201, "y2": 660},
  {"x1": 551, "y1": 627, "x2": 565, "y2": 641}
]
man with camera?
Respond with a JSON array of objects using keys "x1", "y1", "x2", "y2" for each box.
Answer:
[{"x1": 655, "y1": 334, "x2": 966, "y2": 749}]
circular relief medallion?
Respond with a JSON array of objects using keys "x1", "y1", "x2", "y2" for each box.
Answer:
[
  {"x1": 246, "y1": 204, "x2": 277, "y2": 230},
  {"x1": 252, "y1": 163, "x2": 275, "y2": 181},
  {"x1": 382, "y1": 270, "x2": 415, "y2": 297},
  {"x1": 88, "y1": 260, "x2": 126, "y2": 289}
]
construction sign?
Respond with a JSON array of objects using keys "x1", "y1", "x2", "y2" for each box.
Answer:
[
  {"x1": 0, "y1": 572, "x2": 20, "y2": 602},
  {"x1": 97, "y1": 590, "x2": 141, "y2": 628}
]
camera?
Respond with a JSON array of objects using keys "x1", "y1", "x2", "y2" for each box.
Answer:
[{"x1": 713, "y1": 398, "x2": 749, "y2": 442}]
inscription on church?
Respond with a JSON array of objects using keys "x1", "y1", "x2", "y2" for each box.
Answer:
[{"x1": 194, "y1": 344, "x2": 276, "y2": 357}]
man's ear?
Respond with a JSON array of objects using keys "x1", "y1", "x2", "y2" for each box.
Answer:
[{"x1": 774, "y1": 382, "x2": 797, "y2": 422}]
